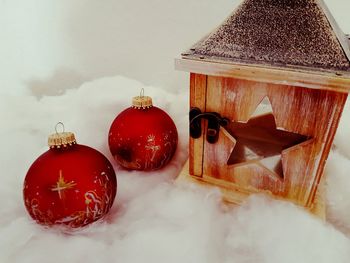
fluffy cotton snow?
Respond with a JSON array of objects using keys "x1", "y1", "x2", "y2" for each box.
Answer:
[
  {"x1": 0, "y1": 76, "x2": 350, "y2": 263},
  {"x1": 2, "y1": 0, "x2": 350, "y2": 262}
]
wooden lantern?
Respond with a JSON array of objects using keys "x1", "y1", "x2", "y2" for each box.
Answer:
[{"x1": 176, "y1": 0, "x2": 350, "y2": 216}]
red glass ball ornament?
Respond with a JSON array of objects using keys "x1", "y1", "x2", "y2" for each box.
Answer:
[
  {"x1": 23, "y1": 125, "x2": 117, "y2": 228},
  {"x1": 108, "y1": 93, "x2": 178, "y2": 170}
]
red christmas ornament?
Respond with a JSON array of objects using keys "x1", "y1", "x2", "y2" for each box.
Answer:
[
  {"x1": 108, "y1": 90, "x2": 178, "y2": 170},
  {"x1": 23, "y1": 123, "x2": 117, "y2": 228}
]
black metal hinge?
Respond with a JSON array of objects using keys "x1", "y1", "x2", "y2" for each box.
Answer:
[{"x1": 189, "y1": 107, "x2": 229, "y2": 144}]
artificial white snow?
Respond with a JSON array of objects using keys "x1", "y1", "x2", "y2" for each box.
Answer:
[
  {"x1": 1, "y1": 76, "x2": 350, "y2": 263},
  {"x1": 2, "y1": 0, "x2": 350, "y2": 262}
]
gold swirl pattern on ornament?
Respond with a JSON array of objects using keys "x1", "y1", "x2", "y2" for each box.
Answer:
[{"x1": 28, "y1": 170, "x2": 115, "y2": 227}]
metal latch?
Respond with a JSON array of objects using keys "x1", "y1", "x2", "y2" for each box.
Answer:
[{"x1": 190, "y1": 107, "x2": 230, "y2": 144}]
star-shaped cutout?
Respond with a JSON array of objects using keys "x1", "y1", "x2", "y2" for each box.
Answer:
[
  {"x1": 51, "y1": 170, "x2": 77, "y2": 200},
  {"x1": 226, "y1": 113, "x2": 311, "y2": 179}
]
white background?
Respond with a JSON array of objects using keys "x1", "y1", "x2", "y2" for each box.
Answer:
[{"x1": 1, "y1": 0, "x2": 349, "y2": 95}]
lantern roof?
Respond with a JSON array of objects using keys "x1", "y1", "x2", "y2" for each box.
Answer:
[{"x1": 181, "y1": 0, "x2": 350, "y2": 74}]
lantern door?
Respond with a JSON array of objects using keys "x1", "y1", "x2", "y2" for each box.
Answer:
[{"x1": 191, "y1": 74, "x2": 347, "y2": 207}]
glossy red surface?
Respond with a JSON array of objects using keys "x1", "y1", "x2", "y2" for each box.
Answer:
[
  {"x1": 108, "y1": 106, "x2": 178, "y2": 170},
  {"x1": 23, "y1": 144, "x2": 117, "y2": 228}
]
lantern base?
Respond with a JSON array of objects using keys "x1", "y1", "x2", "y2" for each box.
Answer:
[{"x1": 176, "y1": 159, "x2": 326, "y2": 220}]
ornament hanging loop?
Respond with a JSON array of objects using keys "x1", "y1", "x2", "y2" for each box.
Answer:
[
  {"x1": 49, "y1": 122, "x2": 76, "y2": 149},
  {"x1": 55, "y1": 122, "x2": 65, "y2": 134},
  {"x1": 132, "y1": 89, "x2": 153, "y2": 109}
]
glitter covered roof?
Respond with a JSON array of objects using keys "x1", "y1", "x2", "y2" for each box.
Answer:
[{"x1": 182, "y1": 0, "x2": 350, "y2": 73}]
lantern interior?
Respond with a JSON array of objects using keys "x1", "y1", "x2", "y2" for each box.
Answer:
[{"x1": 225, "y1": 113, "x2": 311, "y2": 179}]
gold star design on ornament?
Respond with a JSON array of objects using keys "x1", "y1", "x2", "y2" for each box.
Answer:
[
  {"x1": 225, "y1": 112, "x2": 311, "y2": 180},
  {"x1": 51, "y1": 170, "x2": 77, "y2": 200}
]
